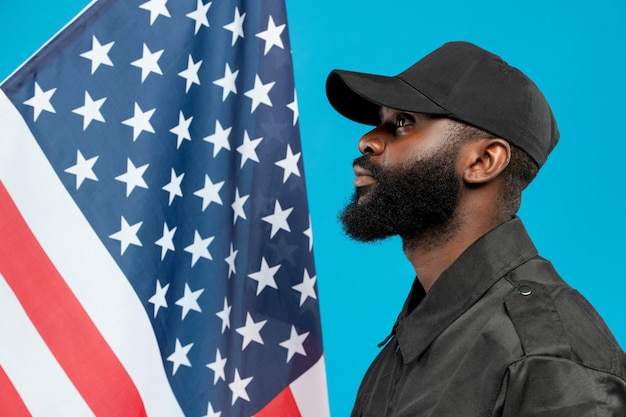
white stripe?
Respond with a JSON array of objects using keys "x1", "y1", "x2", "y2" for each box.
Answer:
[
  {"x1": 291, "y1": 355, "x2": 331, "y2": 417},
  {"x1": 0, "y1": 274, "x2": 94, "y2": 416},
  {"x1": 0, "y1": 91, "x2": 184, "y2": 416}
]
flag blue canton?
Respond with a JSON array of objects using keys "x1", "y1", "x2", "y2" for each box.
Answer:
[{"x1": 1, "y1": 0, "x2": 322, "y2": 416}]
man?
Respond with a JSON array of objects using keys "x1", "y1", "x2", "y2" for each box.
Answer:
[{"x1": 325, "y1": 41, "x2": 626, "y2": 416}]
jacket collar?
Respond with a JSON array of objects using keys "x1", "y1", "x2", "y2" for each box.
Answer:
[{"x1": 394, "y1": 217, "x2": 538, "y2": 363}]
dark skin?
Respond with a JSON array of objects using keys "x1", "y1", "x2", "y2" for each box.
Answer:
[{"x1": 353, "y1": 106, "x2": 512, "y2": 291}]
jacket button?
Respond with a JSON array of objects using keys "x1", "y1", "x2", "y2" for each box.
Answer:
[{"x1": 518, "y1": 284, "x2": 533, "y2": 296}]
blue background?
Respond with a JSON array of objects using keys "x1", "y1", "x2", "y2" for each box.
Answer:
[{"x1": 1, "y1": 1, "x2": 624, "y2": 416}]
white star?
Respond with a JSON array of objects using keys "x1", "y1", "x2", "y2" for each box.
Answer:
[
  {"x1": 279, "y1": 326, "x2": 309, "y2": 362},
  {"x1": 175, "y1": 283, "x2": 204, "y2": 320},
  {"x1": 262, "y1": 200, "x2": 293, "y2": 238},
  {"x1": 139, "y1": 0, "x2": 171, "y2": 25},
  {"x1": 115, "y1": 158, "x2": 149, "y2": 197},
  {"x1": 202, "y1": 403, "x2": 221, "y2": 417},
  {"x1": 236, "y1": 313, "x2": 267, "y2": 350},
  {"x1": 23, "y1": 82, "x2": 56, "y2": 121},
  {"x1": 80, "y1": 35, "x2": 114, "y2": 74},
  {"x1": 244, "y1": 74, "x2": 274, "y2": 113},
  {"x1": 109, "y1": 216, "x2": 143, "y2": 255},
  {"x1": 212, "y1": 63, "x2": 238, "y2": 102},
  {"x1": 228, "y1": 369, "x2": 252, "y2": 405},
  {"x1": 72, "y1": 91, "x2": 106, "y2": 130},
  {"x1": 169, "y1": 111, "x2": 193, "y2": 149},
  {"x1": 131, "y1": 43, "x2": 164, "y2": 82},
  {"x1": 186, "y1": 0, "x2": 211, "y2": 35},
  {"x1": 155, "y1": 222, "x2": 176, "y2": 260},
  {"x1": 122, "y1": 102, "x2": 156, "y2": 141},
  {"x1": 292, "y1": 269, "x2": 317, "y2": 307},
  {"x1": 215, "y1": 297, "x2": 231, "y2": 333},
  {"x1": 274, "y1": 144, "x2": 301, "y2": 183},
  {"x1": 231, "y1": 188, "x2": 249, "y2": 224},
  {"x1": 206, "y1": 349, "x2": 227, "y2": 385},
  {"x1": 203, "y1": 120, "x2": 231, "y2": 157},
  {"x1": 303, "y1": 215, "x2": 314, "y2": 251},
  {"x1": 178, "y1": 54, "x2": 202, "y2": 93},
  {"x1": 193, "y1": 174, "x2": 224, "y2": 211},
  {"x1": 64, "y1": 149, "x2": 98, "y2": 189},
  {"x1": 223, "y1": 7, "x2": 245, "y2": 46},
  {"x1": 248, "y1": 257, "x2": 280, "y2": 295},
  {"x1": 148, "y1": 279, "x2": 169, "y2": 317},
  {"x1": 162, "y1": 168, "x2": 184, "y2": 206},
  {"x1": 236, "y1": 131, "x2": 262, "y2": 168},
  {"x1": 166, "y1": 339, "x2": 192, "y2": 375},
  {"x1": 287, "y1": 89, "x2": 299, "y2": 126},
  {"x1": 255, "y1": 16, "x2": 285, "y2": 55},
  {"x1": 184, "y1": 230, "x2": 214, "y2": 266},
  {"x1": 224, "y1": 243, "x2": 237, "y2": 278}
]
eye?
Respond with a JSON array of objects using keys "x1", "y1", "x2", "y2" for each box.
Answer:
[{"x1": 395, "y1": 113, "x2": 414, "y2": 128}]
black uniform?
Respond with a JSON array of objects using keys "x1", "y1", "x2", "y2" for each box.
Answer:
[{"x1": 351, "y1": 217, "x2": 626, "y2": 416}]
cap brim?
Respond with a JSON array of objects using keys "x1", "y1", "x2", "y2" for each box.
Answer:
[{"x1": 326, "y1": 69, "x2": 448, "y2": 125}]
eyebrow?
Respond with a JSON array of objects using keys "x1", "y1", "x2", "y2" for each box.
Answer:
[{"x1": 378, "y1": 108, "x2": 435, "y2": 122}]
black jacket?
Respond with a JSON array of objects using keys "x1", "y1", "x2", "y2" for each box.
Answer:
[{"x1": 351, "y1": 217, "x2": 626, "y2": 416}]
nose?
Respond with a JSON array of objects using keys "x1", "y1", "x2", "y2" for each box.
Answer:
[{"x1": 358, "y1": 128, "x2": 385, "y2": 156}]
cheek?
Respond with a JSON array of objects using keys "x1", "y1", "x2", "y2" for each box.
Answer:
[
  {"x1": 378, "y1": 142, "x2": 425, "y2": 168},
  {"x1": 383, "y1": 142, "x2": 450, "y2": 171}
]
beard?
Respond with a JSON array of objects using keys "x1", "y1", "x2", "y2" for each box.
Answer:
[{"x1": 339, "y1": 143, "x2": 461, "y2": 246}]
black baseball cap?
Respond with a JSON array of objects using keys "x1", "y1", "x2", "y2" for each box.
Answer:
[{"x1": 326, "y1": 41, "x2": 559, "y2": 167}]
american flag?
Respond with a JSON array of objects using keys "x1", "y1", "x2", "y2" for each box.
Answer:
[{"x1": 0, "y1": 0, "x2": 329, "y2": 416}]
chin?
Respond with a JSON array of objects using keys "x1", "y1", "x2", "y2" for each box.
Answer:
[{"x1": 355, "y1": 187, "x2": 374, "y2": 203}]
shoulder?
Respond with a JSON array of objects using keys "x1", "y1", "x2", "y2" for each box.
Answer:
[
  {"x1": 492, "y1": 256, "x2": 626, "y2": 415},
  {"x1": 503, "y1": 255, "x2": 626, "y2": 379}
]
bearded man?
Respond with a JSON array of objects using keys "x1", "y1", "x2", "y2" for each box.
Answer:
[{"x1": 326, "y1": 41, "x2": 626, "y2": 416}]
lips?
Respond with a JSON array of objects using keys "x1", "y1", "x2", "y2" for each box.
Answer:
[{"x1": 353, "y1": 164, "x2": 377, "y2": 188}]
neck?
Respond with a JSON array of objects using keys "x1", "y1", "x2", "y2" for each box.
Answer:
[{"x1": 403, "y1": 212, "x2": 506, "y2": 292}]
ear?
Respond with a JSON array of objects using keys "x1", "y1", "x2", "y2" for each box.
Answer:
[{"x1": 461, "y1": 139, "x2": 511, "y2": 184}]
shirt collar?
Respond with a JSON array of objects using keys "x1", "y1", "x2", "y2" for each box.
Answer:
[{"x1": 394, "y1": 217, "x2": 538, "y2": 363}]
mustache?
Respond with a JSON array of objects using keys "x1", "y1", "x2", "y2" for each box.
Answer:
[{"x1": 353, "y1": 155, "x2": 383, "y2": 179}]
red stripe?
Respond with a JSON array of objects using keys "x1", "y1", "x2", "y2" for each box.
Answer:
[
  {"x1": 0, "y1": 182, "x2": 147, "y2": 417},
  {"x1": 0, "y1": 365, "x2": 32, "y2": 417},
  {"x1": 254, "y1": 386, "x2": 302, "y2": 417}
]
